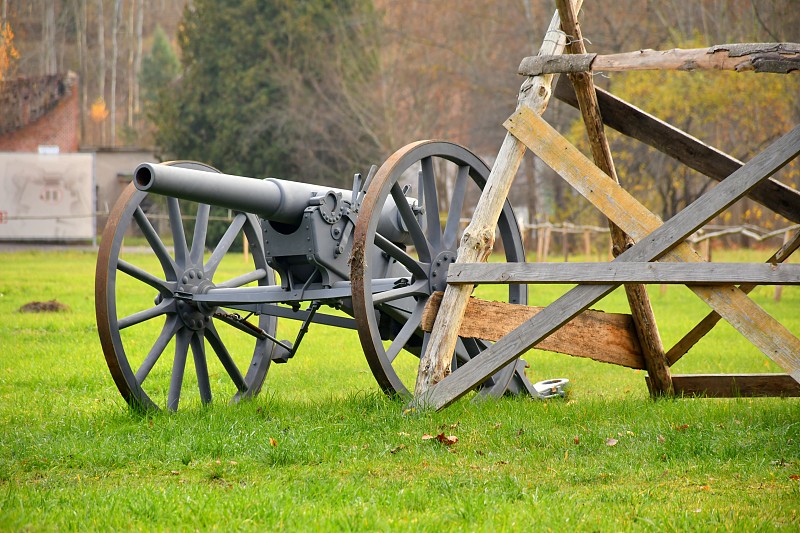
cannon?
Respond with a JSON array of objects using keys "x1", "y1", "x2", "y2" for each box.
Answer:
[{"x1": 96, "y1": 141, "x2": 548, "y2": 411}]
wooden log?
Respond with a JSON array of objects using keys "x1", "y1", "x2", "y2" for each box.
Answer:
[
  {"x1": 650, "y1": 374, "x2": 800, "y2": 397},
  {"x1": 421, "y1": 292, "x2": 644, "y2": 369},
  {"x1": 666, "y1": 229, "x2": 800, "y2": 365},
  {"x1": 413, "y1": 2, "x2": 584, "y2": 399},
  {"x1": 519, "y1": 43, "x2": 800, "y2": 76},
  {"x1": 447, "y1": 262, "x2": 800, "y2": 285},
  {"x1": 419, "y1": 113, "x2": 800, "y2": 411},
  {"x1": 556, "y1": 0, "x2": 671, "y2": 395},
  {"x1": 553, "y1": 78, "x2": 800, "y2": 224}
]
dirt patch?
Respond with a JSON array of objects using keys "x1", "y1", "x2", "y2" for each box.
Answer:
[{"x1": 18, "y1": 300, "x2": 71, "y2": 313}]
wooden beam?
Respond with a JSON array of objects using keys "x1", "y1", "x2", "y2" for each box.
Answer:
[
  {"x1": 553, "y1": 78, "x2": 800, "y2": 224},
  {"x1": 419, "y1": 114, "x2": 800, "y2": 411},
  {"x1": 519, "y1": 43, "x2": 800, "y2": 76},
  {"x1": 666, "y1": 230, "x2": 800, "y2": 364},
  {"x1": 447, "y1": 262, "x2": 800, "y2": 285},
  {"x1": 421, "y1": 292, "x2": 644, "y2": 369},
  {"x1": 554, "y1": 0, "x2": 671, "y2": 395},
  {"x1": 651, "y1": 374, "x2": 800, "y2": 397},
  {"x1": 413, "y1": 2, "x2": 584, "y2": 399}
]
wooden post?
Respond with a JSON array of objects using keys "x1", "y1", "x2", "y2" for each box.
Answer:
[
  {"x1": 562, "y1": 224, "x2": 569, "y2": 262},
  {"x1": 583, "y1": 229, "x2": 591, "y2": 257},
  {"x1": 413, "y1": 2, "x2": 584, "y2": 399},
  {"x1": 555, "y1": 0, "x2": 672, "y2": 395},
  {"x1": 774, "y1": 230, "x2": 791, "y2": 302}
]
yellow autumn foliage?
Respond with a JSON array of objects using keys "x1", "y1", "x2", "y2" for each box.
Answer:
[{"x1": 0, "y1": 22, "x2": 20, "y2": 81}]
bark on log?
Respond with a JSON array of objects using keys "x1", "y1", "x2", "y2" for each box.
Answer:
[
  {"x1": 519, "y1": 43, "x2": 800, "y2": 76},
  {"x1": 413, "y1": 1, "x2": 584, "y2": 400}
]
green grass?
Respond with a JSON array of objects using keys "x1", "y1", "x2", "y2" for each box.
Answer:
[{"x1": 1, "y1": 249, "x2": 799, "y2": 531}]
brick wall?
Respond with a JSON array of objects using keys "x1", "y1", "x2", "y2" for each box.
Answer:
[{"x1": 0, "y1": 73, "x2": 80, "y2": 153}]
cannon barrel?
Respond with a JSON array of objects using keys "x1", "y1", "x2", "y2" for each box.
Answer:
[
  {"x1": 134, "y1": 163, "x2": 354, "y2": 225},
  {"x1": 134, "y1": 162, "x2": 414, "y2": 243}
]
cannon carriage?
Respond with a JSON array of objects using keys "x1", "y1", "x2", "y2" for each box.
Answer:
[{"x1": 96, "y1": 141, "x2": 546, "y2": 411}]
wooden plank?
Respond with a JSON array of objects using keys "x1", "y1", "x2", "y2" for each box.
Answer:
[
  {"x1": 553, "y1": 78, "x2": 800, "y2": 224},
  {"x1": 447, "y1": 262, "x2": 800, "y2": 285},
  {"x1": 519, "y1": 43, "x2": 800, "y2": 76},
  {"x1": 650, "y1": 374, "x2": 800, "y2": 397},
  {"x1": 414, "y1": 2, "x2": 584, "y2": 398},
  {"x1": 666, "y1": 230, "x2": 800, "y2": 365},
  {"x1": 420, "y1": 114, "x2": 800, "y2": 411},
  {"x1": 554, "y1": 0, "x2": 671, "y2": 395},
  {"x1": 421, "y1": 292, "x2": 644, "y2": 369}
]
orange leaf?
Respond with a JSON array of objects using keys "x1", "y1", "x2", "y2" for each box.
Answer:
[{"x1": 269, "y1": 437, "x2": 278, "y2": 447}]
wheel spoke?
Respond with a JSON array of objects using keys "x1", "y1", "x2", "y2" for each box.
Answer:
[
  {"x1": 205, "y1": 213, "x2": 247, "y2": 276},
  {"x1": 390, "y1": 183, "x2": 431, "y2": 262},
  {"x1": 190, "y1": 204, "x2": 211, "y2": 266},
  {"x1": 420, "y1": 157, "x2": 442, "y2": 249},
  {"x1": 133, "y1": 206, "x2": 178, "y2": 280},
  {"x1": 205, "y1": 321, "x2": 247, "y2": 392},
  {"x1": 190, "y1": 331, "x2": 212, "y2": 404},
  {"x1": 135, "y1": 315, "x2": 181, "y2": 384},
  {"x1": 216, "y1": 268, "x2": 268, "y2": 289},
  {"x1": 374, "y1": 233, "x2": 427, "y2": 278},
  {"x1": 384, "y1": 301, "x2": 426, "y2": 363},
  {"x1": 372, "y1": 279, "x2": 429, "y2": 305},
  {"x1": 167, "y1": 328, "x2": 191, "y2": 411},
  {"x1": 168, "y1": 197, "x2": 189, "y2": 267},
  {"x1": 118, "y1": 299, "x2": 172, "y2": 330},
  {"x1": 118, "y1": 259, "x2": 172, "y2": 295},
  {"x1": 443, "y1": 165, "x2": 469, "y2": 249}
]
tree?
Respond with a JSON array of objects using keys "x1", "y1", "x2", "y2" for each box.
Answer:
[
  {"x1": 151, "y1": 0, "x2": 383, "y2": 187},
  {"x1": 139, "y1": 25, "x2": 178, "y2": 112},
  {"x1": 0, "y1": 19, "x2": 18, "y2": 80}
]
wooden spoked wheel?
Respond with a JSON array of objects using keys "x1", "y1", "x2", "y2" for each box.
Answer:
[
  {"x1": 96, "y1": 161, "x2": 278, "y2": 411},
  {"x1": 351, "y1": 141, "x2": 527, "y2": 399}
]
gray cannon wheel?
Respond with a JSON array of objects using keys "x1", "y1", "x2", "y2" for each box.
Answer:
[
  {"x1": 96, "y1": 161, "x2": 278, "y2": 411},
  {"x1": 351, "y1": 141, "x2": 527, "y2": 399}
]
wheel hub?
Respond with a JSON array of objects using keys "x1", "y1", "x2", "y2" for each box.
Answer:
[
  {"x1": 176, "y1": 267, "x2": 216, "y2": 330},
  {"x1": 428, "y1": 250, "x2": 456, "y2": 293}
]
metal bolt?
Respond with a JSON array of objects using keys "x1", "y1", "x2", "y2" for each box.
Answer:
[{"x1": 182, "y1": 276, "x2": 188, "y2": 284}]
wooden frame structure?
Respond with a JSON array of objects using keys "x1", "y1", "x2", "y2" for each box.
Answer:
[{"x1": 415, "y1": 1, "x2": 800, "y2": 410}]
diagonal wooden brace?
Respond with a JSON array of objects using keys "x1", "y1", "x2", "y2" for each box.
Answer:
[{"x1": 418, "y1": 112, "x2": 800, "y2": 410}]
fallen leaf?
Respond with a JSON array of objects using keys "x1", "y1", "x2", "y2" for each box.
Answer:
[
  {"x1": 423, "y1": 433, "x2": 458, "y2": 445},
  {"x1": 675, "y1": 424, "x2": 690, "y2": 432},
  {"x1": 170, "y1": 470, "x2": 180, "y2": 475},
  {"x1": 437, "y1": 433, "x2": 458, "y2": 445},
  {"x1": 229, "y1": 461, "x2": 238, "y2": 466},
  {"x1": 390, "y1": 444, "x2": 406, "y2": 454},
  {"x1": 215, "y1": 459, "x2": 221, "y2": 465},
  {"x1": 398, "y1": 431, "x2": 411, "y2": 437},
  {"x1": 605, "y1": 438, "x2": 618, "y2": 447},
  {"x1": 402, "y1": 407, "x2": 417, "y2": 416},
  {"x1": 789, "y1": 474, "x2": 800, "y2": 481},
  {"x1": 573, "y1": 436, "x2": 580, "y2": 445},
  {"x1": 493, "y1": 422, "x2": 502, "y2": 429},
  {"x1": 658, "y1": 435, "x2": 666, "y2": 443},
  {"x1": 269, "y1": 437, "x2": 278, "y2": 447}
]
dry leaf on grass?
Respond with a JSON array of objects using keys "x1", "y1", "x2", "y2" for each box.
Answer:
[
  {"x1": 605, "y1": 438, "x2": 618, "y2": 447},
  {"x1": 422, "y1": 433, "x2": 458, "y2": 445}
]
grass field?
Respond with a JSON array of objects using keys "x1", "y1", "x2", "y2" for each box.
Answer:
[{"x1": 1, "y1": 249, "x2": 799, "y2": 531}]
